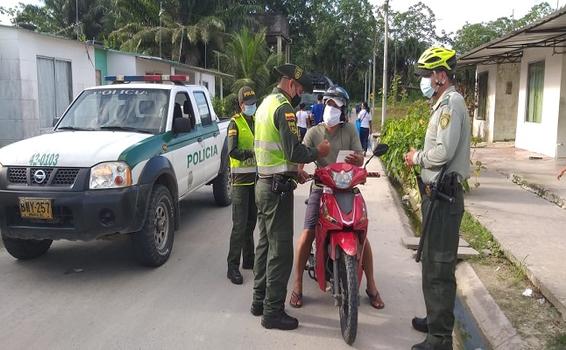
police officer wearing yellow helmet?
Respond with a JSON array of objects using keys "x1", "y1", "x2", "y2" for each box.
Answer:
[
  {"x1": 404, "y1": 47, "x2": 470, "y2": 350},
  {"x1": 226, "y1": 86, "x2": 258, "y2": 285},
  {"x1": 251, "y1": 64, "x2": 330, "y2": 330}
]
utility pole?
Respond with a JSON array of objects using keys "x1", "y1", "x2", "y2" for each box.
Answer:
[
  {"x1": 159, "y1": 1, "x2": 163, "y2": 58},
  {"x1": 381, "y1": 0, "x2": 390, "y2": 132},
  {"x1": 75, "y1": 0, "x2": 79, "y2": 39},
  {"x1": 371, "y1": 50, "x2": 377, "y2": 123}
]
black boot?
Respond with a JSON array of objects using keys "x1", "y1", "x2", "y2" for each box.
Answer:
[
  {"x1": 412, "y1": 316, "x2": 428, "y2": 333},
  {"x1": 250, "y1": 302, "x2": 263, "y2": 316},
  {"x1": 261, "y1": 310, "x2": 299, "y2": 330},
  {"x1": 227, "y1": 266, "x2": 243, "y2": 285},
  {"x1": 411, "y1": 338, "x2": 452, "y2": 350}
]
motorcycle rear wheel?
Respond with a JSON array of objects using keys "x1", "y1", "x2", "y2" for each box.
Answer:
[{"x1": 338, "y1": 250, "x2": 359, "y2": 345}]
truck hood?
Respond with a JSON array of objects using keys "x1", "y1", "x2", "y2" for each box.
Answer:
[{"x1": 0, "y1": 131, "x2": 152, "y2": 167}]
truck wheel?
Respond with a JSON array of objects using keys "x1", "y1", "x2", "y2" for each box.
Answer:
[
  {"x1": 2, "y1": 236, "x2": 52, "y2": 260},
  {"x1": 213, "y1": 164, "x2": 232, "y2": 207},
  {"x1": 132, "y1": 184, "x2": 175, "y2": 267}
]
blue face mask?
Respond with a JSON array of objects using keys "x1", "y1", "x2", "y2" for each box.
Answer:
[
  {"x1": 243, "y1": 104, "x2": 257, "y2": 116},
  {"x1": 420, "y1": 77, "x2": 435, "y2": 99}
]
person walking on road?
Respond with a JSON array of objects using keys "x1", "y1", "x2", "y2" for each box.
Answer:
[
  {"x1": 357, "y1": 102, "x2": 372, "y2": 156},
  {"x1": 404, "y1": 46, "x2": 471, "y2": 350},
  {"x1": 252, "y1": 64, "x2": 330, "y2": 331},
  {"x1": 289, "y1": 85, "x2": 385, "y2": 310},
  {"x1": 296, "y1": 102, "x2": 310, "y2": 141},
  {"x1": 226, "y1": 86, "x2": 258, "y2": 285},
  {"x1": 311, "y1": 94, "x2": 324, "y2": 126}
]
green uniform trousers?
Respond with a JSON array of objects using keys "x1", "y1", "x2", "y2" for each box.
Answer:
[
  {"x1": 227, "y1": 184, "x2": 257, "y2": 268},
  {"x1": 252, "y1": 179, "x2": 294, "y2": 316},
  {"x1": 421, "y1": 186, "x2": 464, "y2": 346}
]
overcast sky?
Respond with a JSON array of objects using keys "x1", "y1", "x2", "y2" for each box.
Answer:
[{"x1": 2, "y1": 0, "x2": 566, "y2": 34}]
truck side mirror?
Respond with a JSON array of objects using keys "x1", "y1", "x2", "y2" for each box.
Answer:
[{"x1": 172, "y1": 117, "x2": 192, "y2": 134}]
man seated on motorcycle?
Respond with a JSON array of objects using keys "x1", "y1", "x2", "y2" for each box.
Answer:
[{"x1": 290, "y1": 85, "x2": 385, "y2": 310}]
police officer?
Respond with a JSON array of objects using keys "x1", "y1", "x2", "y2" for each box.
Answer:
[
  {"x1": 226, "y1": 86, "x2": 258, "y2": 285},
  {"x1": 251, "y1": 64, "x2": 330, "y2": 330},
  {"x1": 404, "y1": 47, "x2": 471, "y2": 350}
]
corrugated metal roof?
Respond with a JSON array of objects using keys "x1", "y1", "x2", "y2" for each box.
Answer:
[{"x1": 458, "y1": 7, "x2": 566, "y2": 66}]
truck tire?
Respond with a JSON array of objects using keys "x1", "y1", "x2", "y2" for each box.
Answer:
[
  {"x1": 132, "y1": 184, "x2": 175, "y2": 267},
  {"x1": 2, "y1": 236, "x2": 52, "y2": 260},
  {"x1": 213, "y1": 163, "x2": 232, "y2": 207}
]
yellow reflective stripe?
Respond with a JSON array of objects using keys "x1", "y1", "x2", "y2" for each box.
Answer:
[
  {"x1": 230, "y1": 167, "x2": 257, "y2": 174},
  {"x1": 254, "y1": 140, "x2": 282, "y2": 151},
  {"x1": 258, "y1": 164, "x2": 298, "y2": 175}
]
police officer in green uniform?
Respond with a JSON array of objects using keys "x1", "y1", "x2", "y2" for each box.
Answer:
[
  {"x1": 404, "y1": 47, "x2": 471, "y2": 350},
  {"x1": 251, "y1": 64, "x2": 330, "y2": 330},
  {"x1": 226, "y1": 86, "x2": 258, "y2": 285}
]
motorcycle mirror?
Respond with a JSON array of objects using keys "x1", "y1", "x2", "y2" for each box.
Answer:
[{"x1": 373, "y1": 143, "x2": 389, "y2": 157}]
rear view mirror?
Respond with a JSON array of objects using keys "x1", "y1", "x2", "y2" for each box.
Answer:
[
  {"x1": 373, "y1": 143, "x2": 389, "y2": 157},
  {"x1": 173, "y1": 117, "x2": 192, "y2": 134}
]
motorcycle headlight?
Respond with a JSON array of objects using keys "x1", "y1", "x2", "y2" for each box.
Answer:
[
  {"x1": 332, "y1": 170, "x2": 353, "y2": 189},
  {"x1": 89, "y1": 162, "x2": 132, "y2": 189}
]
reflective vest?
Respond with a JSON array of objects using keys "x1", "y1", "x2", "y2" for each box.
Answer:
[
  {"x1": 254, "y1": 93, "x2": 298, "y2": 175},
  {"x1": 229, "y1": 113, "x2": 256, "y2": 176}
]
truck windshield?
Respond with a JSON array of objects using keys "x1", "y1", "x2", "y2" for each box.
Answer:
[{"x1": 57, "y1": 88, "x2": 170, "y2": 134}]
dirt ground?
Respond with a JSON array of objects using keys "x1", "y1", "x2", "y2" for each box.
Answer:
[{"x1": 470, "y1": 257, "x2": 566, "y2": 350}]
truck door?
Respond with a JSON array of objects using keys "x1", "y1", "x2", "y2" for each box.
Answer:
[{"x1": 192, "y1": 90, "x2": 221, "y2": 184}]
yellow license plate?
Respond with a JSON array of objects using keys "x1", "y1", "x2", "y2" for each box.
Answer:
[{"x1": 19, "y1": 198, "x2": 53, "y2": 220}]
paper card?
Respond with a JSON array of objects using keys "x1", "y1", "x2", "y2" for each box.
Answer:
[{"x1": 336, "y1": 150, "x2": 352, "y2": 163}]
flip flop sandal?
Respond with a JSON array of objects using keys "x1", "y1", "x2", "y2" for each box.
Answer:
[
  {"x1": 289, "y1": 290, "x2": 303, "y2": 308},
  {"x1": 366, "y1": 289, "x2": 385, "y2": 309}
]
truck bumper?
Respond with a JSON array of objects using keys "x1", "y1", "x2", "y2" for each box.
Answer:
[{"x1": 0, "y1": 185, "x2": 152, "y2": 241}]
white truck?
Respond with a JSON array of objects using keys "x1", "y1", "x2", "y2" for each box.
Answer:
[{"x1": 0, "y1": 75, "x2": 231, "y2": 266}]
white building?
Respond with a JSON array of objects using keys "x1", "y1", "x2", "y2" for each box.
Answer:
[
  {"x1": 459, "y1": 8, "x2": 566, "y2": 158},
  {"x1": 0, "y1": 25, "x2": 232, "y2": 147}
]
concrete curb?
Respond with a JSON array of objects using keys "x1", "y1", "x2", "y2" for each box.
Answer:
[{"x1": 456, "y1": 262, "x2": 526, "y2": 350}]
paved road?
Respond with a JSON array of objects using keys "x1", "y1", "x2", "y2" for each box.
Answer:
[{"x1": 0, "y1": 160, "x2": 425, "y2": 349}]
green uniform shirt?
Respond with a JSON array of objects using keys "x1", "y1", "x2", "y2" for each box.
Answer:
[
  {"x1": 302, "y1": 123, "x2": 362, "y2": 167},
  {"x1": 414, "y1": 86, "x2": 471, "y2": 184},
  {"x1": 228, "y1": 114, "x2": 256, "y2": 185},
  {"x1": 269, "y1": 87, "x2": 318, "y2": 176}
]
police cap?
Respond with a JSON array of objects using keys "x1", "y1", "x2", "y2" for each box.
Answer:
[
  {"x1": 238, "y1": 86, "x2": 257, "y2": 105},
  {"x1": 273, "y1": 64, "x2": 313, "y2": 93}
]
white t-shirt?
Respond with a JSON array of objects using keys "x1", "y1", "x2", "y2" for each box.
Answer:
[
  {"x1": 357, "y1": 109, "x2": 372, "y2": 128},
  {"x1": 296, "y1": 110, "x2": 309, "y2": 128}
]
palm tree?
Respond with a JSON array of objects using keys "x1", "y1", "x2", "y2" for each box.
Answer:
[{"x1": 219, "y1": 27, "x2": 282, "y2": 100}]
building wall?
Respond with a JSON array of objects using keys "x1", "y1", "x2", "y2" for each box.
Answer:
[
  {"x1": 515, "y1": 47, "x2": 562, "y2": 157},
  {"x1": 198, "y1": 73, "x2": 216, "y2": 97},
  {"x1": 473, "y1": 65, "x2": 496, "y2": 142},
  {"x1": 493, "y1": 63, "x2": 520, "y2": 141},
  {"x1": 557, "y1": 54, "x2": 566, "y2": 158},
  {"x1": 106, "y1": 51, "x2": 136, "y2": 76},
  {"x1": 94, "y1": 48, "x2": 108, "y2": 85},
  {"x1": 135, "y1": 58, "x2": 173, "y2": 76},
  {"x1": 0, "y1": 26, "x2": 95, "y2": 146}
]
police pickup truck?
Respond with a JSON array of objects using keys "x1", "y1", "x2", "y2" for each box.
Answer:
[{"x1": 0, "y1": 75, "x2": 231, "y2": 266}]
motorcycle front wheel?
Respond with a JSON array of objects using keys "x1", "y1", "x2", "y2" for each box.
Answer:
[{"x1": 338, "y1": 249, "x2": 359, "y2": 345}]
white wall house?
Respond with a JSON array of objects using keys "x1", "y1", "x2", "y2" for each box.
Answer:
[
  {"x1": 461, "y1": 8, "x2": 566, "y2": 158},
  {"x1": 0, "y1": 25, "x2": 96, "y2": 146}
]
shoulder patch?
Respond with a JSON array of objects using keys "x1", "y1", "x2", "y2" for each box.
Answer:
[
  {"x1": 276, "y1": 94, "x2": 287, "y2": 104},
  {"x1": 440, "y1": 111, "x2": 451, "y2": 129},
  {"x1": 285, "y1": 112, "x2": 296, "y2": 121},
  {"x1": 228, "y1": 129, "x2": 238, "y2": 137}
]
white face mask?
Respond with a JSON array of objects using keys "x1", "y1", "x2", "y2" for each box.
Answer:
[
  {"x1": 420, "y1": 77, "x2": 435, "y2": 99},
  {"x1": 323, "y1": 105, "x2": 342, "y2": 127}
]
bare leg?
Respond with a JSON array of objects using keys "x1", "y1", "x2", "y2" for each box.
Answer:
[
  {"x1": 363, "y1": 240, "x2": 384, "y2": 309},
  {"x1": 291, "y1": 228, "x2": 315, "y2": 305}
]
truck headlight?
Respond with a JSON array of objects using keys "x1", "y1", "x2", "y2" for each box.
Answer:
[{"x1": 89, "y1": 162, "x2": 132, "y2": 189}]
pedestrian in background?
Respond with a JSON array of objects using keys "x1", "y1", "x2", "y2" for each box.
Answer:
[
  {"x1": 252, "y1": 64, "x2": 330, "y2": 331},
  {"x1": 404, "y1": 46, "x2": 471, "y2": 350},
  {"x1": 357, "y1": 101, "x2": 372, "y2": 156},
  {"x1": 226, "y1": 86, "x2": 258, "y2": 285},
  {"x1": 296, "y1": 102, "x2": 310, "y2": 141},
  {"x1": 310, "y1": 94, "x2": 324, "y2": 126}
]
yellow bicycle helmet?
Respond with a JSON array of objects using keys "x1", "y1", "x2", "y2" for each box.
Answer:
[{"x1": 416, "y1": 46, "x2": 456, "y2": 76}]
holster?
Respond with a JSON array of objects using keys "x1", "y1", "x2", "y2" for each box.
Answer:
[{"x1": 271, "y1": 174, "x2": 297, "y2": 194}]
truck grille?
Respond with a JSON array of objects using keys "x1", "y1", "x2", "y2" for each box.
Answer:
[{"x1": 7, "y1": 167, "x2": 81, "y2": 186}]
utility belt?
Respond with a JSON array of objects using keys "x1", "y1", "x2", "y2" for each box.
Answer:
[
  {"x1": 258, "y1": 174, "x2": 297, "y2": 194},
  {"x1": 417, "y1": 172, "x2": 461, "y2": 202}
]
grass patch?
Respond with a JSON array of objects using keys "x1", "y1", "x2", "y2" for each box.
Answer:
[
  {"x1": 548, "y1": 333, "x2": 566, "y2": 349},
  {"x1": 459, "y1": 211, "x2": 502, "y2": 257}
]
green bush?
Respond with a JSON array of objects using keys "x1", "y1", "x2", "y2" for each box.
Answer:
[{"x1": 380, "y1": 99, "x2": 430, "y2": 187}]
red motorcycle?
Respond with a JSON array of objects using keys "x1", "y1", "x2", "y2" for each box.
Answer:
[{"x1": 307, "y1": 144, "x2": 388, "y2": 345}]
